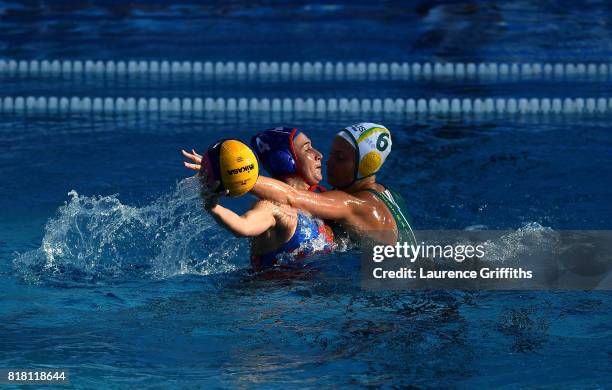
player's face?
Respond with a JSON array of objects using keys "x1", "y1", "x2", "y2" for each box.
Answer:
[
  {"x1": 294, "y1": 133, "x2": 323, "y2": 185},
  {"x1": 326, "y1": 137, "x2": 355, "y2": 188}
]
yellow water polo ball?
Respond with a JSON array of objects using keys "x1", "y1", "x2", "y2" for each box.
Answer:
[
  {"x1": 358, "y1": 151, "x2": 382, "y2": 177},
  {"x1": 217, "y1": 139, "x2": 259, "y2": 197}
]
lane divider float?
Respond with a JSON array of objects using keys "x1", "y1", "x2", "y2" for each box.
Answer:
[
  {"x1": 1, "y1": 96, "x2": 611, "y2": 115},
  {"x1": 1, "y1": 59, "x2": 610, "y2": 80}
]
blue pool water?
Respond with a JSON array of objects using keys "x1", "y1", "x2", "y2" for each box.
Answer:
[{"x1": 1, "y1": 1, "x2": 612, "y2": 388}]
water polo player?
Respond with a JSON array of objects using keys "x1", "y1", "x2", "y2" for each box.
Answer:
[
  {"x1": 182, "y1": 127, "x2": 334, "y2": 270},
  {"x1": 247, "y1": 123, "x2": 416, "y2": 246}
]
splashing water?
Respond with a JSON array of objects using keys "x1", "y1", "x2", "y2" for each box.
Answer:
[
  {"x1": 13, "y1": 177, "x2": 247, "y2": 285},
  {"x1": 481, "y1": 222, "x2": 559, "y2": 263},
  {"x1": 13, "y1": 177, "x2": 560, "y2": 287}
]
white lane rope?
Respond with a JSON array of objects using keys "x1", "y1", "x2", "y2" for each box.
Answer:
[
  {"x1": 1, "y1": 59, "x2": 611, "y2": 80},
  {"x1": 1, "y1": 96, "x2": 610, "y2": 115}
]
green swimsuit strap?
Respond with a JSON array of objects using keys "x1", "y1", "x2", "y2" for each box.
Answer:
[{"x1": 365, "y1": 188, "x2": 417, "y2": 246}]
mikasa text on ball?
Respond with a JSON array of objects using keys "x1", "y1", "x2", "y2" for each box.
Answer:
[{"x1": 202, "y1": 139, "x2": 259, "y2": 197}]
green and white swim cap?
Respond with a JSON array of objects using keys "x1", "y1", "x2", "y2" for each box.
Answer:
[{"x1": 336, "y1": 122, "x2": 392, "y2": 180}]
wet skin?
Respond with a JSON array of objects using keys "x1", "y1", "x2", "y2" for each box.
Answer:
[
  {"x1": 292, "y1": 132, "x2": 323, "y2": 186},
  {"x1": 250, "y1": 136, "x2": 401, "y2": 245},
  {"x1": 326, "y1": 136, "x2": 356, "y2": 189},
  {"x1": 183, "y1": 133, "x2": 400, "y2": 245},
  {"x1": 181, "y1": 132, "x2": 329, "y2": 266}
]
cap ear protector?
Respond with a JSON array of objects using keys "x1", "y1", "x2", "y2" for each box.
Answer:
[
  {"x1": 251, "y1": 126, "x2": 326, "y2": 191},
  {"x1": 251, "y1": 127, "x2": 300, "y2": 178}
]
